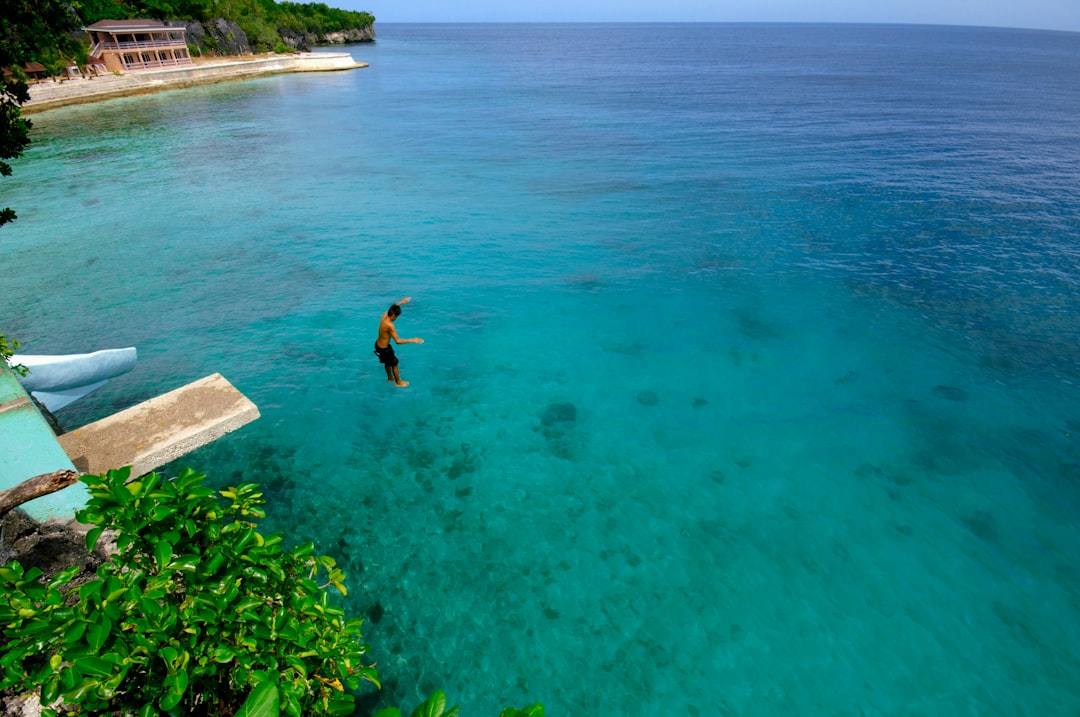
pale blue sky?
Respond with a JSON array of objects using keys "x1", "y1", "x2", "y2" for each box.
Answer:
[{"x1": 341, "y1": 0, "x2": 1080, "y2": 32}]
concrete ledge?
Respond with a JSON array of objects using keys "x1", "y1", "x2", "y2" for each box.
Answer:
[
  {"x1": 0, "y1": 369, "x2": 81, "y2": 522},
  {"x1": 0, "y1": 396, "x2": 31, "y2": 415},
  {"x1": 58, "y1": 373, "x2": 259, "y2": 477},
  {"x1": 24, "y1": 52, "x2": 368, "y2": 113}
]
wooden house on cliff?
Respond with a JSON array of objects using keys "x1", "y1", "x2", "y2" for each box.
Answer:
[{"x1": 85, "y1": 19, "x2": 193, "y2": 73}]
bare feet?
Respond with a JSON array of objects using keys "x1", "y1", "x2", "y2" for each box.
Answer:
[{"x1": 396, "y1": 380, "x2": 409, "y2": 387}]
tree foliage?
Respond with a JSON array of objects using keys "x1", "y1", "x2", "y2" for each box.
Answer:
[{"x1": 74, "y1": 0, "x2": 375, "y2": 53}]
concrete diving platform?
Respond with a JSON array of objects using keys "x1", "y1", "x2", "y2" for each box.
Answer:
[{"x1": 58, "y1": 373, "x2": 259, "y2": 477}]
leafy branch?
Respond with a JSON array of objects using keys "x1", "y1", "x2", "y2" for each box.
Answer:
[{"x1": 0, "y1": 332, "x2": 29, "y2": 377}]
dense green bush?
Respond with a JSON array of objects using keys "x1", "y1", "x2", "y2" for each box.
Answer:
[{"x1": 0, "y1": 467, "x2": 376, "y2": 716}]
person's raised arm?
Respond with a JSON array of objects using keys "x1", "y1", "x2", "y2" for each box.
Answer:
[{"x1": 398, "y1": 297, "x2": 411, "y2": 306}]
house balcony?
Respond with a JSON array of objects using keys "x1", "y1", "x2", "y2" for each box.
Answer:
[{"x1": 92, "y1": 38, "x2": 188, "y2": 53}]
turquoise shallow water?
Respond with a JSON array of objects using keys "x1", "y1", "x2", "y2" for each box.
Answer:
[{"x1": 3, "y1": 23, "x2": 1080, "y2": 716}]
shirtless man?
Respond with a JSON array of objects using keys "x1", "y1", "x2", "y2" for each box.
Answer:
[{"x1": 374, "y1": 297, "x2": 424, "y2": 387}]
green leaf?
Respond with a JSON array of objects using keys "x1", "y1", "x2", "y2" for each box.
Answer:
[
  {"x1": 73, "y1": 656, "x2": 114, "y2": 678},
  {"x1": 48, "y1": 565, "x2": 80, "y2": 589},
  {"x1": 235, "y1": 681, "x2": 280, "y2": 717},
  {"x1": 166, "y1": 555, "x2": 200, "y2": 572},
  {"x1": 198, "y1": 552, "x2": 226, "y2": 578},
  {"x1": 155, "y1": 541, "x2": 174, "y2": 572},
  {"x1": 59, "y1": 665, "x2": 80, "y2": 693},
  {"x1": 211, "y1": 646, "x2": 236, "y2": 663},
  {"x1": 372, "y1": 710, "x2": 402, "y2": 717},
  {"x1": 159, "y1": 688, "x2": 183, "y2": 712},
  {"x1": 65, "y1": 619, "x2": 88, "y2": 645},
  {"x1": 105, "y1": 575, "x2": 126, "y2": 602},
  {"x1": 281, "y1": 687, "x2": 302, "y2": 717},
  {"x1": 411, "y1": 691, "x2": 449, "y2": 717},
  {"x1": 0, "y1": 563, "x2": 24, "y2": 582},
  {"x1": 327, "y1": 696, "x2": 356, "y2": 717},
  {"x1": 235, "y1": 596, "x2": 263, "y2": 614},
  {"x1": 283, "y1": 656, "x2": 307, "y2": 676},
  {"x1": 141, "y1": 471, "x2": 162, "y2": 493},
  {"x1": 233, "y1": 527, "x2": 256, "y2": 553},
  {"x1": 500, "y1": 706, "x2": 545, "y2": 717},
  {"x1": 170, "y1": 669, "x2": 189, "y2": 693},
  {"x1": 62, "y1": 676, "x2": 100, "y2": 702},
  {"x1": 159, "y1": 669, "x2": 189, "y2": 711},
  {"x1": 41, "y1": 676, "x2": 60, "y2": 704},
  {"x1": 175, "y1": 467, "x2": 205, "y2": 493},
  {"x1": 87, "y1": 616, "x2": 113, "y2": 650}
]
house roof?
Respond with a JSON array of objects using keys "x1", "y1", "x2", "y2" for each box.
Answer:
[
  {"x1": 84, "y1": 19, "x2": 184, "y2": 33},
  {"x1": 3, "y1": 62, "x2": 49, "y2": 77}
]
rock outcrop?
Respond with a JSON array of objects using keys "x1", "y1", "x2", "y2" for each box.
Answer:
[
  {"x1": 174, "y1": 18, "x2": 252, "y2": 56},
  {"x1": 0, "y1": 509, "x2": 107, "y2": 583},
  {"x1": 175, "y1": 18, "x2": 374, "y2": 56},
  {"x1": 279, "y1": 25, "x2": 375, "y2": 51}
]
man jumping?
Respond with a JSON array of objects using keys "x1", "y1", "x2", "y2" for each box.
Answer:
[{"x1": 374, "y1": 297, "x2": 424, "y2": 387}]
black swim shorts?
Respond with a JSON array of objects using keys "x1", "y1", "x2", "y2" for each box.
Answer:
[{"x1": 374, "y1": 342, "x2": 398, "y2": 367}]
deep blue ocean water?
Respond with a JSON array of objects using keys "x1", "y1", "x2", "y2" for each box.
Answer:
[{"x1": 3, "y1": 22, "x2": 1080, "y2": 715}]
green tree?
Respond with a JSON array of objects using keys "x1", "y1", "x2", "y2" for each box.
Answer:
[{"x1": 73, "y1": 0, "x2": 133, "y2": 24}]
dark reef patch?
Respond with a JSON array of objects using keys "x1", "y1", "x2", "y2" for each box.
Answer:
[
  {"x1": 636, "y1": 390, "x2": 659, "y2": 407},
  {"x1": 541, "y1": 402, "x2": 577, "y2": 427},
  {"x1": 933, "y1": 385, "x2": 967, "y2": 402},
  {"x1": 962, "y1": 510, "x2": 998, "y2": 544}
]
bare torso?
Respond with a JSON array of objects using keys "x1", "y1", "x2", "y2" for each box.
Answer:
[{"x1": 376, "y1": 313, "x2": 398, "y2": 348}]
